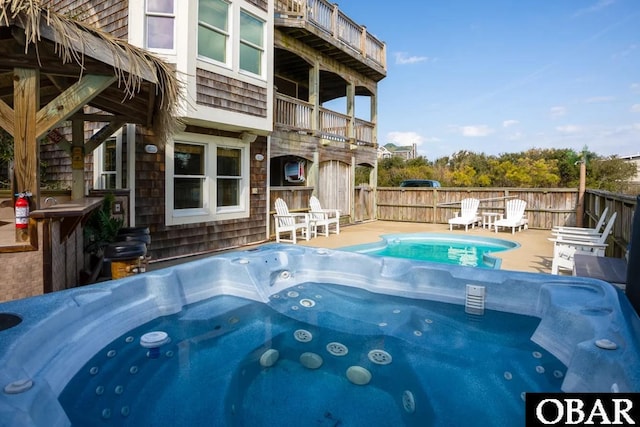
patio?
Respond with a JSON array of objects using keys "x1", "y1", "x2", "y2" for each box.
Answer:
[{"x1": 149, "y1": 220, "x2": 555, "y2": 274}]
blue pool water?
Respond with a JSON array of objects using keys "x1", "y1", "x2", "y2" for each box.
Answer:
[
  {"x1": 1, "y1": 244, "x2": 639, "y2": 426},
  {"x1": 342, "y1": 233, "x2": 519, "y2": 268}
]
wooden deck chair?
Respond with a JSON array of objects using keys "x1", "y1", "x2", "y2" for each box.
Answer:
[
  {"x1": 549, "y1": 212, "x2": 617, "y2": 274},
  {"x1": 309, "y1": 196, "x2": 340, "y2": 236},
  {"x1": 273, "y1": 198, "x2": 312, "y2": 244},
  {"x1": 448, "y1": 198, "x2": 481, "y2": 231},
  {"x1": 494, "y1": 199, "x2": 527, "y2": 234},
  {"x1": 552, "y1": 207, "x2": 609, "y2": 236}
]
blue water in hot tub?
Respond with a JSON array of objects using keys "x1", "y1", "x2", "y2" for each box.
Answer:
[{"x1": 59, "y1": 283, "x2": 564, "y2": 426}]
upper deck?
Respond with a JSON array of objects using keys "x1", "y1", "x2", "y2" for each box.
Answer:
[{"x1": 275, "y1": 0, "x2": 387, "y2": 81}]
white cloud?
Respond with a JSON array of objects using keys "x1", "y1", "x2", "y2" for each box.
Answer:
[
  {"x1": 386, "y1": 131, "x2": 428, "y2": 146},
  {"x1": 459, "y1": 125, "x2": 494, "y2": 137},
  {"x1": 502, "y1": 120, "x2": 519, "y2": 128},
  {"x1": 556, "y1": 125, "x2": 582, "y2": 134},
  {"x1": 394, "y1": 52, "x2": 429, "y2": 65},
  {"x1": 550, "y1": 106, "x2": 567, "y2": 118},
  {"x1": 631, "y1": 104, "x2": 640, "y2": 113},
  {"x1": 632, "y1": 83, "x2": 640, "y2": 93},
  {"x1": 573, "y1": 0, "x2": 615, "y2": 17},
  {"x1": 584, "y1": 96, "x2": 615, "y2": 104}
]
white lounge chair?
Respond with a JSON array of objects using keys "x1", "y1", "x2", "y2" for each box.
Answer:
[
  {"x1": 309, "y1": 195, "x2": 340, "y2": 236},
  {"x1": 448, "y1": 198, "x2": 481, "y2": 231},
  {"x1": 494, "y1": 199, "x2": 527, "y2": 234},
  {"x1": 549, "y1": 211, "x2": 617, "y2": 274},
  {"x1": 551, "y1": 207, "x2": 609, "y2": 236},
  {"x1": 273, "y1": 198, "x2": 313, "y2": 244}
]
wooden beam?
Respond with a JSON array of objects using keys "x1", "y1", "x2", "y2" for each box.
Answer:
[
  {"x1": 35, "y1": 74, "x2": 116, "y2": 139},
  {"x1": 0, "y1": 98, "x2": 14, "y2": 136},
  {"x1": 13, "y1": 68, "x2": 40, "y2": 208},
  {"x1": 85, "y1": 120, "x2": 126, "y2": 154},
  {"x1": 69, "y1": 113, "x2": 126, "y2": 123},
  {"x1": 71, "y1": 119, "x2": 85, "y2": 200}
]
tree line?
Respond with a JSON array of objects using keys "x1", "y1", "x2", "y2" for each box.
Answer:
[{"x1": 366, "y1": 148, "x2": 638, "y2": 193}]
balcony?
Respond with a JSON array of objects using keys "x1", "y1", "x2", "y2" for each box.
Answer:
[
  {"x1": 275, "y1": 93, "x2": 376, "y2": 147},
  {"x1": 275, "y1": 0, "x2": 387, "y2": 81}
]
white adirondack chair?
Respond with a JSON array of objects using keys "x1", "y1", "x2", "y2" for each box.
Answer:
[
  {"x1": 273, "y1": 198, "x2": 312, "y2": 244},
  {"x1": 549, "y1": 211, "x2": 617, "y2": 274},
  {"x1": 494, "y1": 199, "x2": 527, "y2": 234},
  {"x1": 448, "y1": 198, "x2": 481, "y2": 231},
  {"x1": 551, "y1": 207, "x2": 609, "y2": 237},
  {"x1": 309, "y1": 196, "x2": 340, "y2": 236}
]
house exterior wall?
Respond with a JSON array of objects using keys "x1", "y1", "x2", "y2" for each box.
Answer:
[
  {"x1": 131, "y1": 128, "x2": 268, "y2": 261},
  {"x1": 49, "y1": 0, "x2": 129, "y2": 38},
  {"x1": 45, "y1": 1, "x2": 274, "y2": 262}
]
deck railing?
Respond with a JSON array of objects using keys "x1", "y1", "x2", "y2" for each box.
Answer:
[
  {"x1": 275, "y1": 94, "x2": 312, "y2": 131},
  {"x1": 275, "y1": 0, "x2": 386, "y2": 69},
  {"x1": 275, "y1": 93, "x2": 375, "y2": 145}
]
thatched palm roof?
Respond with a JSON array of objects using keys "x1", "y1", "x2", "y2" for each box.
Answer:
[{"x1": 0, "y1": 0, "x2": 181, "y2": 140}]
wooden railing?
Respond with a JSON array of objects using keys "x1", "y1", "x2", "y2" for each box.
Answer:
[
  {"x1": 274, "y1": 0, "x2": 386, "y2": 69},
  {"x1": 319, "y1": 107, "x2": 348, "y2": 141},
  {"x1": 275, "y1": 94, "x2": 312, "y2": 131},
  {"x1": 275, "y1": 93, "x2": 375, "y2": 145},
  {"x1": 354, "y1": 119, "x2": 375, "y2": 146}
]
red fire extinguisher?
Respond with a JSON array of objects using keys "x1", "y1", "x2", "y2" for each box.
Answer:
[{"x1": 15, "y1": 193, "x2": 29, "y2": 230}]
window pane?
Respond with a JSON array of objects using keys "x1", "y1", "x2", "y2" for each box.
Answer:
[
  {"x1": 147, "y1": 0, "x2": 173, "y2": 13},
  {"x1": 217, "y1": 178, "x2": 239, "y2": 207},
  {"x1": 240, "y1": 44, "x2": 261, "y2": 74},
  {"x1": 199, "y1": 0, "x2": 228, "y2": 31},
  {"x1": 174, "y1": 178, "x2": 204, "y2": 209},
  {"x1": 174, "y1": 144, "x2": 204, "y2": 175},
  {"x1": 198, "y1": 26, "x2": 226, "y2": 62},
  {"x1": 147, "y1": 16, "x2": 174, "y2": 49},
  {"x1": 102, "y1": 173, "x2": 116, "y2": 190},
  {"x1": 240, "y1": 12, "x2": 263, "y2": 46},
  {"x1": 217, "y1": 148, "x2": 240, "y2": 176},
  {"x1": 103, "y1": 140, "x2": 116, "y2": 172}
]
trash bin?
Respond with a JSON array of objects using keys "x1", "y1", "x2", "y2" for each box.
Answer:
[
  {"x1": 117, "y1": 227, "x2": 151, "y2": 246},
  {"x1": 104, "y1": 241, "x2": 147, "y2": 279}
]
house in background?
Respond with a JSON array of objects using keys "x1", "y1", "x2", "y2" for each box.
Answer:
[
  {"x1": 49, "y1": 0, "x2": 275, "y2": 261},
  {"x1": 271, "y1": 0, "x2": 386, "y2": 219},
  {"x1": 621, "y1": 153, "x2": 640, "y2": 186},
  {"x1": 378, "y1": 143, "x2": 417, "y2": 161}
]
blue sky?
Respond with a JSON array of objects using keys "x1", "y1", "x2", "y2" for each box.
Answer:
[{"x1": 335, "y1": 0, "x2": 640, "y2": 160}]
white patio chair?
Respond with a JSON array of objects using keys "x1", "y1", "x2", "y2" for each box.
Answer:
[
  {"x1": 549, "y1": 211, "x2": 617, "y2": 274},
  {"x1": 309, "y1": 195, "x2": 340, "y2": 236},
  {"x1": 273, "y1": 198, "x2": 313, "y2": 244},
  {"x1": 494, "y1": 199, "x2": 527, "y2": 234},
  {"x1": 448, "y1": 198, "x2": 481, "y2": 231},
  {"x1": 551, "y1": 207, "x2": 609, "y2": 236}
]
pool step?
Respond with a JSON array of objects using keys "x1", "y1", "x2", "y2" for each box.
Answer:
[{"x1": 465, "y1": 284, "x2": 486, "y2": 315}]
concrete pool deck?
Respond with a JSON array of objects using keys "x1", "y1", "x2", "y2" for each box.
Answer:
[{"x1": 150, "y1": 220, "x2": 555, "y2": 274}]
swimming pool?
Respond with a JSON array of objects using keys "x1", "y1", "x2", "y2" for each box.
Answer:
[
  {"x1": 342, "y1": 233, "x2": 519, "y2": 268},
  {"x1": 1, "y1": 244, "x2": 639, "y2": 426}
]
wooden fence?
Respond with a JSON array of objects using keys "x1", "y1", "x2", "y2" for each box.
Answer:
[
  {"x1": 267, "y1": 186, "x2": 637, "y2": 257},
  {"x1": 376, "y1": 188, "x2": 579, "y2": 228}
]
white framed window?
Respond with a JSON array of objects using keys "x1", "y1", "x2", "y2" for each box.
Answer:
[
  {"x1": 93, "y1": 131, "x2": 125, "y2": 189},
  {"x1": 146, "y1": 0, "x2": 175, "y2": 50},
  {"x1": 198, "y1": 0, "x2": 230, "y2": 65},
  {"x1": 166, "y1": 133, "x2": 249, "y2": 225},
  {"x1": 239, "y1": 10, "x2": 265, "y2": 76}
]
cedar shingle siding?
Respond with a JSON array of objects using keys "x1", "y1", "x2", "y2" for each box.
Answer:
[
  {"x1": 50, "y1": 0, "x2": 129, "y2": 38},
  {"x1": 196, "y1": 69, "x2": 268, "y2": 118}
]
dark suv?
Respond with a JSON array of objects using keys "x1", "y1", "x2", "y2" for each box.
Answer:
[{"x1": 400, "y1": 179, "x2": 441, "y2": 188}]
